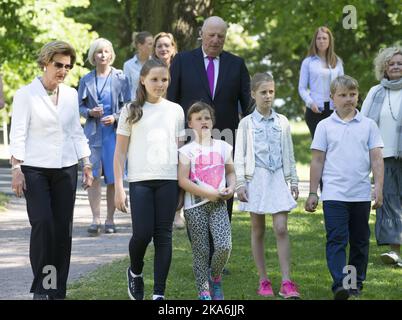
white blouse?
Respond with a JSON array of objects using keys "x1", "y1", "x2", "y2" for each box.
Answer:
[{"x1": 10, "y1": 77, "x2": 90, "y2": 168}]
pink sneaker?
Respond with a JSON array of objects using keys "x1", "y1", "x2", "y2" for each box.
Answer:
[
  {"x1": 279, "y1": 280, "x2": 300, "y2": 299},
  {"x1": 257, "y1": 279, "x2": 274, "y2": 297}
]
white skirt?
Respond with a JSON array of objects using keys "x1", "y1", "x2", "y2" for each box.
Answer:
[{"x1": 238, "y1": 166, "x2": 297, "y2": 215}]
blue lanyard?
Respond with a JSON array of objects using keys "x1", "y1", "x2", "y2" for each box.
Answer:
[{"x1": 95, "y1": 71, "x2": 111, "y2": 102}]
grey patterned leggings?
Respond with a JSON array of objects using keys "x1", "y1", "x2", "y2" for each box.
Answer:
[{"x1": 184, "y1": 200, "x2": 232, "y2": 293}]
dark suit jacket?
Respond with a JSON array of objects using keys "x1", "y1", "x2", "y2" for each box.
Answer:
[{"x1": 167, "y1": 47, "x2": 250, "y2": 135}]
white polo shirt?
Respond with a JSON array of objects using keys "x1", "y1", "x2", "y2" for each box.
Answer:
[{"x1": 311, "y1": 110, "x2": 383, "y2": 202}]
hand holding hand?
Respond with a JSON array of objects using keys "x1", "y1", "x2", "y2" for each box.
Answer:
[
  {"x1": 206, "y1": 189, "x2": 223, "y2": 202},
  {"x1": 219, "y1": 187, "x2": 234, "y2": 201}
]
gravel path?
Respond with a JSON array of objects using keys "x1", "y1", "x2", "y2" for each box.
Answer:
[{"x1": 0, "y1": 190, "x2": 132, "y2": 300}]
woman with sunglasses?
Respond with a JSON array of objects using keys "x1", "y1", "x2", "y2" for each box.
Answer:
[
  {"x1": 10, "y1": 40, "x2": 93, "y2": 300},
  {"x1": 78, "y1": 38, "x2": 131, "y2": 235}
]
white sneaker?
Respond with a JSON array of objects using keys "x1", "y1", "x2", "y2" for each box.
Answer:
[{"x1": 380, "y1": 251, "x2": 400, "y2": 265}]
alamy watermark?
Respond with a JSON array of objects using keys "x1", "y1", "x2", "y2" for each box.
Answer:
[
  {"x1": 342, "y1": 265, "x2": 357, "y2": 290},
  {"x1": 42, "y1": 265, "x2": 57, "y2": 290},
  {"x1": 343, "y1": 5, "x2": 357, "y2": 29}
]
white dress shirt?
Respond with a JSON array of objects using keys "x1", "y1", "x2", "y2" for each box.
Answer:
[
  {"x1": 10, "y1": 77, "x2": 91, "y2": 168},
  {"x1": 298, "y1": 55, "x2": 344, "y2": 111}
]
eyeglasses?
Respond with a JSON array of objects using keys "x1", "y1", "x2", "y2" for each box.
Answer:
[{"x1": 51, "y1": 60, "x2": 74, "y2": 71}]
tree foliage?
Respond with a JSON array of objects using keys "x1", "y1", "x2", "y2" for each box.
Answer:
[
  {"x1": 215, "y1": 0, "x2": 402, "y2": 118},
  {"x1": 0, "y1": 0, "x2": 97, "y2": 112},
  {"x1": 1, "y1": 0, "x2": 401, "y2": 121},
  {"x1": 66, "y1": 0, "x2": 137, "y2": 70}
]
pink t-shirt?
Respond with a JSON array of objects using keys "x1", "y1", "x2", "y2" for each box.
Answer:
[{"x1": 179, "y1": 139, "x2": 233, "y2": 209}]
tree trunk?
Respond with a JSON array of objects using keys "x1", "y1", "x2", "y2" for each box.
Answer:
[{"x1": 137, "y1": 0, "x2": 213, "y2": 51}]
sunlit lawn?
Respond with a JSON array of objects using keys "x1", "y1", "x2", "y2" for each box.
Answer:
[{"x1": 67, "y1": 200, "x2": 402, "y2": 300}]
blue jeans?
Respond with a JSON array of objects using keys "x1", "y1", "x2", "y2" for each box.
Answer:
[{"x1": 323, "y1": 201, "x2": 371, "y2": 292}]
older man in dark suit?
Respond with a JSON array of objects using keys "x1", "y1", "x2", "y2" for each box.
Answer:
[{"x1": 168, "y1": 16, "x2": 251, "y2": 222}]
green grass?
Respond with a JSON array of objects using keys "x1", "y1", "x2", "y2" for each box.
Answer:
[
  {"x1": 67, "y1": 200, "x2": 402, "y2": 300},
  {"x1": 291, "y1": 120, "x2": 311, "y2": 181}
]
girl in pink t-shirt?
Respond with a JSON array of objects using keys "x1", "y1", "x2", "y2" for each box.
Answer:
[{"x1": 178, "y1": 102, "x2": 235, "y2": 300}]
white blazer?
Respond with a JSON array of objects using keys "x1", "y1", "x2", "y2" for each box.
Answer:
[{"x1": 10, "y1": 77, "x2": 90, "y2": 168}]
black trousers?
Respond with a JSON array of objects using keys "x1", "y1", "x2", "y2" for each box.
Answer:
[
  {"x1": 22, "y1": 164, "x2": 78, "y2": 299},
  {"x1": 129, "y1": 180, "x2": 178, "y2": 295},
  {"x1": 304, "y1": 102, "x2": 333, "y2": 138}
]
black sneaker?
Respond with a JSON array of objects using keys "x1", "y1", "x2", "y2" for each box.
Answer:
[
  {"x1": 333, "y1": 286, "x2": 349, "y2": 300},
  {"x1": 127, "y1": 267, "x2": 144, "y2": 300},
  {"x1": 349, "y1": 287, "x2": 362, "y2": 297},
  {"x1": 33, "y1": 293, "x2": 49, "y2": 300},
  {"x1": 154, "y1": 296, "x2": 165, "y2": 300}
]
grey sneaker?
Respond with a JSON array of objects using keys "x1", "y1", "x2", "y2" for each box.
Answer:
[
  {"x1": 87, "y1": 224, "x2": 101, "y2": 236},
  {"x1": 380, "y1": 251, "x2": 399, "y2": 265}
]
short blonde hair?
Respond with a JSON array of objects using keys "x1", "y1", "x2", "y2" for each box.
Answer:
[
  {"x1": 330, "y1": 75, "x2": 359, "y2": 95},
  {"x1": 37, "y1": 41, "x2": 76, "y2": 69},
  {"x1": 87, "y1": 38, "x2": 116, "y2": 66},
  {"x1": 374, "y1": 46, "x2": 402, "y2": 81}
]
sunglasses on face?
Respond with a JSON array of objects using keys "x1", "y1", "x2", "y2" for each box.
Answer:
[{"x1": 51, "y1": 60, "x2": 74, "y2": 71}]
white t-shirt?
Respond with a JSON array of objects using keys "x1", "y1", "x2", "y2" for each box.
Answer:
[
  {"x1": 179, "y1": 139, "x2": 233, "y2": 209},
  {"x1": 117, "y1": 98, "x2": 185, "y2": 182}
]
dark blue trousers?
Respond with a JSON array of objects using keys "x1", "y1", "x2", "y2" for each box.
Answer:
[{"x1": 323, "y1": 201, "x2": 371, "y2": 292}]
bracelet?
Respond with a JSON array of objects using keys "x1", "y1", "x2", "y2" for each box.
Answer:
[{"x1": 309, "y1": 192, "x2": 318, "y2": 197}]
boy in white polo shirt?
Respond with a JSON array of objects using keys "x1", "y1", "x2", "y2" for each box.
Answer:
[{"x1": 305, "y1": 75, "x2": 384, "y2": 300}]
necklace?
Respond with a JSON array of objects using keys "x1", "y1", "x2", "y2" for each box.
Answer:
[
  {"x1": 387, "y1": 89, "x2": 398, "y2": 121},
  {"x1": 40, "y1": 78, "x2": 58, "y2": 96},
  {"x1": 46, "y1": 88, "x2": 58, "y2": 96}
]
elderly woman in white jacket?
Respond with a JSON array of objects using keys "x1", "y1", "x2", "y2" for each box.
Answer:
[{"x1": 10, "y1": 41, "x2": 93, "y2": 300}]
